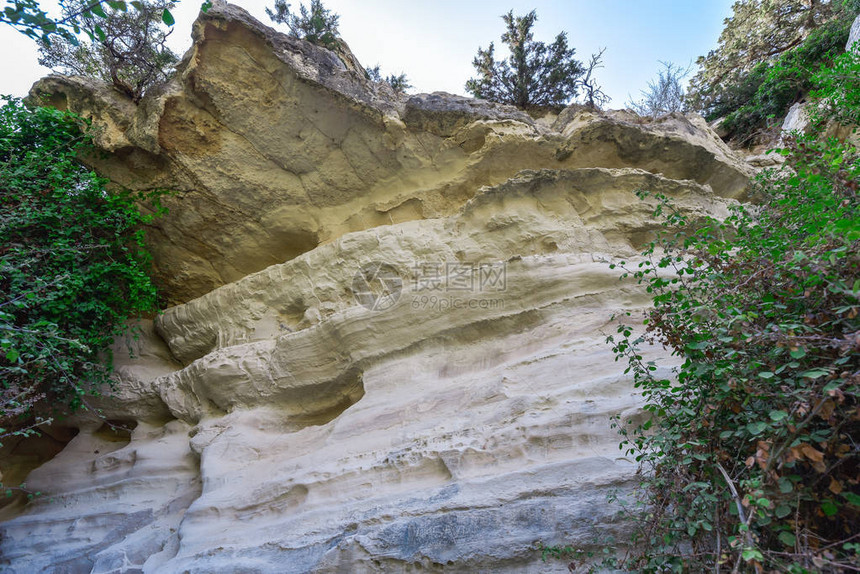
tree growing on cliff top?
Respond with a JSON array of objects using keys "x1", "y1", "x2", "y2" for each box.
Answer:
[
  {"x1": 37, "y1": 0, "x2": 179, "y2": 102},
  {"x1": 266, "y1": 0, "x2": 340, "y2": 48},
  {"x1": 366, "y1": 65, "x2": 412, "y2": 95},
  {"x1": 465, "y1": 10, "x2": 585, "y2": 109},
  {"x1": 628, "y1": 61, "x2": 689, "y2": 117}
]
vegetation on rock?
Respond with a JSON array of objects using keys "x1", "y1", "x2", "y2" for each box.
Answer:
[
  {"x1": 266, "y1": 0, "x2": 340, "y2": 48},
  {"x1": 464, "y1": 9, "x2": 585, "y2": 109},
  {"x1": 1, "y1": 0, "x2": 182, "y2": 46},
  {"x1": 687, "y1": 0, "x2": 849, "y2": 112},
  {"x1": 603, "y1": 48, "x2": 860, "y2": 572},
  {"x1": 365, "y1": 64, "x2": 412, "y2": 95},
  {"x1": 687, "y1": 0, "x2": 857, "y2": 144},
  {"x1": 0, "y1": 98, "x2": 161, "y2": 447},
  {"x1": 628, "y1": 61, "x2": 689, "y2": 118},
  {"x1": 37, "y1": 0, "x2": 179, "y2": 102}
]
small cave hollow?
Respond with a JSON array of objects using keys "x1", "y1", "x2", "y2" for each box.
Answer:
[{"x1": 0, "y1": 425, "x2": 80, "y2": 519}]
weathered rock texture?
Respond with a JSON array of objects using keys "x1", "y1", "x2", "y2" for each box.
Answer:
[
  {"x1": 2, "y1": 3, "x2": 753, "y2": 573},
  {"x1": 30, "y1": 4, "x2": 751, "y2": 306}
]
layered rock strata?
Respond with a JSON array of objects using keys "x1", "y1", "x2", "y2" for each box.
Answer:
[
  {"x1": 29, "y1": 3, "x2": 751, "y2": 305},
  {"x1": 1, "y1": 3, "x2": 753, "y2": 572}
]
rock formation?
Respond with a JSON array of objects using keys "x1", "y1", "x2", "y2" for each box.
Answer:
[
  {"x1": 1, "y1": 3, "x2": 754, "y2": 572},
  {"x1": 848, "y1": 13, "x2": 860, "y2": 52}
]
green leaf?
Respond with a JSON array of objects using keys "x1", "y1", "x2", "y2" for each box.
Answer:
[
  {"x1": 769, "y1": 410, "x2": 788, "y2": 422},
  {"x1": 842, "y1": 492, "x2": 860, "y2": 507},
  {"x1": 821, "y1": 501, "x2": 839, "y2": 516},
  {"x1": 789, "y1": 347, "x2": 806, "y2": 359},
  {"x1": 742, "y1": 548, "x2": 763, "y2": 561},
  {"x1": 161, "y1": 8, "x2": 174, "y2": 26},
  {"x1": 801, "y1": 368, "x2": 829, "y2": 379},
  {"x1": 90, "y1": 3, "x2": 108, "y2": 18},
  {"x1": 747, "y1": 421, "x2": 768, "y2": 435},
  {"x1": 778, "y1": 531, "x2": 796, "y2": 546},
  {"x1": 758, "y1": 371, "x2": 775, "y2": 379},
  {"x1": 775, "y1": 504, "x2": 792, "y2": 518},
  {"x1": 5, "y1": 349, "x2": 19, "y2": 362}
]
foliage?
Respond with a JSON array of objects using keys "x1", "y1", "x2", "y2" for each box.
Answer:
[
  {"x1": 0, "y1": 98, "x2": 161, "y2": 445},
  {"x1": 687, "y1": 0, "x2": 850, "y2": 114},
  {"x1": 628, "y1": 61, "x2": 689, "y2": 118},
  {"x1": 604, "y1": 57, "x2": 860, "y2": 572},
  {"x1": 810, "y1": 46, "x2": 860, "y2": 128},
  {"x1": 0, "y1": 0, "x2": 185, "y2": 44},
  {"x1": 464, "y1": 9, "x2": 584, "y2": 109},
  {"x1": 713, "y1": 17, "x2": 853, "y2": 144},
  {"x1": 266, "y1": 0, "x2": 339, "y2": 48},
  {"x1": 37, "y1": 0, "x2": 179, "y2": 102},
  {"x1": 365, "y1": 65, "x2": 412, "y2": 95}
]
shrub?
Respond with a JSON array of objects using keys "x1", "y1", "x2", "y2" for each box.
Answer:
[
  {"x1": 687, "y1": 0, "x2": 851, "y2": 118},
  {"x1": 716, "y1": 17, "x2": 852, "y2": 144},
  {"x1": 36, "y1": 0, "x2": 179, "y2": 102},
  {"x1": 0, "y1": 98, "x2": 161, "y2": 445},
  {"x1": 628, "y1": 61, "x2": 688, "y2": 118},
  {"x1": 606, "y1": 54, "x2": 860, "y2": 572}
]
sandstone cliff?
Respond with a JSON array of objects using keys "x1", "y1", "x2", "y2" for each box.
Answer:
[{"x1": 0, "y1": 3, "x2": 755, "y2": 572}]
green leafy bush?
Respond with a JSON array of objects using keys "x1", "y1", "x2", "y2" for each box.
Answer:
[
  {"x1": 606, "y1": 56, "x2": 859, "y2": 572},
  {"x1": 811, "y1": 47, "x2": 860, "y2": 128},
  {"x1": 0, "y1": 98, "x2": 161, "y2": 443},
  {"x1": 715, "y1": 17, "x2": 852, "y2": 144}
]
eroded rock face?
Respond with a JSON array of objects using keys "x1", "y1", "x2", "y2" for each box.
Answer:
[
  {"x1": 29, "y1": 2, "x2": 751, "y2": 305},
  {"x1": 4, "y1": 2, "x2": 755, "y2": 573}
]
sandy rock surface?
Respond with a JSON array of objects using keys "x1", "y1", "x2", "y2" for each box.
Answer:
[{"x1": 1, "y1": 2, "x2": 754, "y2": 572}]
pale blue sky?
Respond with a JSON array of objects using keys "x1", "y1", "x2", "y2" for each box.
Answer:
[{"x1": 0, "y1": 0, "x2": 735, "y2": 107}]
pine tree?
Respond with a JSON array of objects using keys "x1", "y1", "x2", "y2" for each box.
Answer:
[{"x1": 465, "y1": 10, "x2": 584, "y2": 109}]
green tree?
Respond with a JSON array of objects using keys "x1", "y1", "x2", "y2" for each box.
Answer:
[
  {"x1": 687, "y1": 0, "x2": 853, "y2": 116},
  {"x1": 266, "y1": 0, "x2": 339, "y2": 48},
  {"x1": 713, "y1": 17, "x2": 851, "y2": 144},
  {"x1": 0, "y1": 0, "x2": 184, "y2": 44},
  {"x1": 365, "y1": 64, "x2": 412, "y2": 95},
  {"x1": 37, "y1": 0, "x2": 179, "y2": 102},
  {"x1": 465, "y1": 9, "x2": 584, "y2": 109},
  {"x1": 0, "y1": 98, "x2": 161, "y2": 445},
  {"x1": 606, "y1": 50, "x2": 860, "y2": 572}
]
